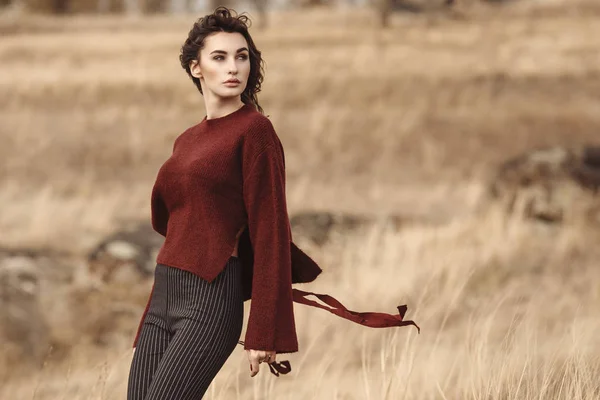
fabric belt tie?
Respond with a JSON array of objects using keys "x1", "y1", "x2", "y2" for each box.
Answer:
[{"x1": 238, "y1": 288, "x2": 420, "y2": 377}]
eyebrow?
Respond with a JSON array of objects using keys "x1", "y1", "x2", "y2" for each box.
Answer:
[{"x1": 209, "y1": 47, "x2": 249, "y2": 55}]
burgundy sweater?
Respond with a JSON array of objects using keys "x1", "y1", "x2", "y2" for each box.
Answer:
[{"x1": 132, "y1": 104, "x2": 419, "y2": 371}]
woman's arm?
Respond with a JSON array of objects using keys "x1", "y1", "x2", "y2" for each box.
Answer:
[
  {"x1": 149, "y1": 134, "x2": 183, "y2": 237},
  {"x1": 241, "y1": 119, "x2": 298, "y2": 355},
  {"x1": 150, "y1": 186, "x2": 169, "y2": 237}
]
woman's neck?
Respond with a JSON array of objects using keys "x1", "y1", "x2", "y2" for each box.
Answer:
[{"x1": 204, "y1": 99, "x2": 245, "y2": 120}]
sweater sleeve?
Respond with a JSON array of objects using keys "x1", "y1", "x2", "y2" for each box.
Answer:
[{"x1": 242, "y1": 134, "x2": 299, "y2": 353}]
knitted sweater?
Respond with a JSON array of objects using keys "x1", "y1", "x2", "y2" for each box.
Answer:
[{"x1": 132, "y1": 104, "x2": 419, "y2": 362}]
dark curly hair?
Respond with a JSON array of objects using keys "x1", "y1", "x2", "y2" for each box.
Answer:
[{"x1": 179, "y1": 7, "x2": 265, "y2": 114}]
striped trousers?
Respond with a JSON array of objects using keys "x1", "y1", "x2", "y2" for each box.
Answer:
[{"x1": 127, "y1": 256, "x2": 244, "y2": 400}]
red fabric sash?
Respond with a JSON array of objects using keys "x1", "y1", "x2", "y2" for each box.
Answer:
[
  {"x1": 239, "y1": 289, "x2": 420, "y2": 377},
  {"x1": 291, "y1": 289, "x2": 420, "y2": 331}
]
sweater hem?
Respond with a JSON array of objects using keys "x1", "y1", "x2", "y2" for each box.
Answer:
[
  {"x1": 155, "y1": 256, "x2": 220, "y2": 283},
  {"x1": 273, "y1": 349, "x2": 299, "y2": 355},
  {"x1": 243, "y1": 341, "x2": 299, "y2": 354}
]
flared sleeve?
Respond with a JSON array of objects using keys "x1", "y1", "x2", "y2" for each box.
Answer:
[{"x1": 241, "y1": 119, "x2": 299, "y2": 353}]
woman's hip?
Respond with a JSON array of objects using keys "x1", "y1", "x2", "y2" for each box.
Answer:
[{"x1": 147, "y1": 256, "x2": 244, "y2": 328}]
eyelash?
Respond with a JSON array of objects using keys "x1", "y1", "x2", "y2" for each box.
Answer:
[{"x1": 213, "y1": 55, "x2": 248, "y2": 61}]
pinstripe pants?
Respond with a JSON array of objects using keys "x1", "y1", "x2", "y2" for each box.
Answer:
[{"x1": 127, "y1": 256, "x2": 244, "y2": 400}]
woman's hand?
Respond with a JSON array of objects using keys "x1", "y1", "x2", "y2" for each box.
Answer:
[{"x1": 246, "y1": 349, "x2": 276, "y2": 377}]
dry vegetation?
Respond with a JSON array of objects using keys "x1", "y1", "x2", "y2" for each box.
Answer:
[{"x1": 1, "y1": 1, "x2": 599, "y2": 399}]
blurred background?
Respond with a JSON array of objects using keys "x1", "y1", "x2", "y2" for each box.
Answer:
[{"x1": 1, "y1": 0, "x2": 599, "y2": 398}]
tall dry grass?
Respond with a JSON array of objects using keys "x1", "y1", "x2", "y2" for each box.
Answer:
[
  {"x1": 2, "y1": 204, "x2": 599, "y2": 399},
  {"x1": 1, "y1": 3, "x2": 599, "y2": 399}
]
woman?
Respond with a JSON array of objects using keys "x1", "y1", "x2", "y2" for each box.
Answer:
[
  {"x1": 128, "y1": 7, "x2": 418, "y2": 400},
  {"x1": 127, "y1": 8, "x2": 311, "y2": 399}
]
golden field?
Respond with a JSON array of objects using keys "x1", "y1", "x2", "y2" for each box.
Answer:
[{"x1": 1, "y1": 1, "x2": 600, "y2": 399}]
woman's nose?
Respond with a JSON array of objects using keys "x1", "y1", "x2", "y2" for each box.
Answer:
[{"x1": 228, "y1": 60, "x2": 238, "y2": 74}]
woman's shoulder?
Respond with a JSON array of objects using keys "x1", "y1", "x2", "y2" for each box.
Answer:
[
  {"x1": 169, "y1": 125, "x2": 191, "y2": 149},
  {"x1": 242, "y1": 109, "x2": 281, "y2": 148}
]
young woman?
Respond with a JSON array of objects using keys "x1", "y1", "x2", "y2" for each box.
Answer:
[
  {"x1": 127, "y1": 7, "x2": 310, "y2": 399},
  {"x1": 127, "y1": 7, "x2": 418, "y2": 400}
]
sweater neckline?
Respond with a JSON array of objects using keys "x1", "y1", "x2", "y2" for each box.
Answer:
[{"x1": 200, "y1": 103, "x2": 251, "y2": 127}]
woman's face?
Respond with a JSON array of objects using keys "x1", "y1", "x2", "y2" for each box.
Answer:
[{"x1": 190, "y1": 31, "x2": 251, "y2": 102}]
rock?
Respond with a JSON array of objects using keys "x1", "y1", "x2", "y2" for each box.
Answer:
[
  {"x1": 0, "y1": 255, "x2": 51, "y2": 367},
  {"x1": 290, "y1": 211, "x2": 410, "y2": 246},
  {"x1": 87, "y1": 222, "x2": 163, "y2": 283},
  {"x1": 290, "y1": 211, "x2": 374, "y2": 246},
  {"x1": 489, "y1": 145, "x2": 600, "y2": 224}
]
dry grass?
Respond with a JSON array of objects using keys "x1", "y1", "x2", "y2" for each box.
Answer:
[
  {"x1": 3, "y1": 206, "x2": 600, "y2": 399},
  {"x1": 1, "y1": 2, "x2": 599, "y2": 399}
]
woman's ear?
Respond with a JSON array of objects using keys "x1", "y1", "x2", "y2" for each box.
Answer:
[{"x1": 190, "y1": 59, "x2": 202, "y2": 79}]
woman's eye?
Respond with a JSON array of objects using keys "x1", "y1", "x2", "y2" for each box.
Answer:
[{"x1": 212, "y1": 54, "x2": 248, "y2": 61}]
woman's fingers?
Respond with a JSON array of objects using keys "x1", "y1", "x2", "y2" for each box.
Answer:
[
  {"x1": 247, "y1": 349, "x2": 277, "y2": 377},
  {"x1": 262, "y1": 351, "x2": 276, "y2": 363},
  {"x1": 248, "y1": 351, "x2": 262, "y2": 377},
  {"x1": 250, "y1": 357, "x2": 260, "y2": 377}
]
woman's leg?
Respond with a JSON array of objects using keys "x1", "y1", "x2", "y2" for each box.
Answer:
[
  {"x1": 144, "y1": 258, "x2": 244, "y2": 400},
  {"x1": 127, "y1": 322, "x2": 171, "y2": 400},
  {"x1": 143, "y1": 315, "x2": 242, "y2": 400},
  {"x1": 127, "y1": 264, "x2": 170, "y2": 400}
]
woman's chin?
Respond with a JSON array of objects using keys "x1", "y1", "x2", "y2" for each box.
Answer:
[{"x1": 217, "y1": 88, "x2": 245, "y2": 97}]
